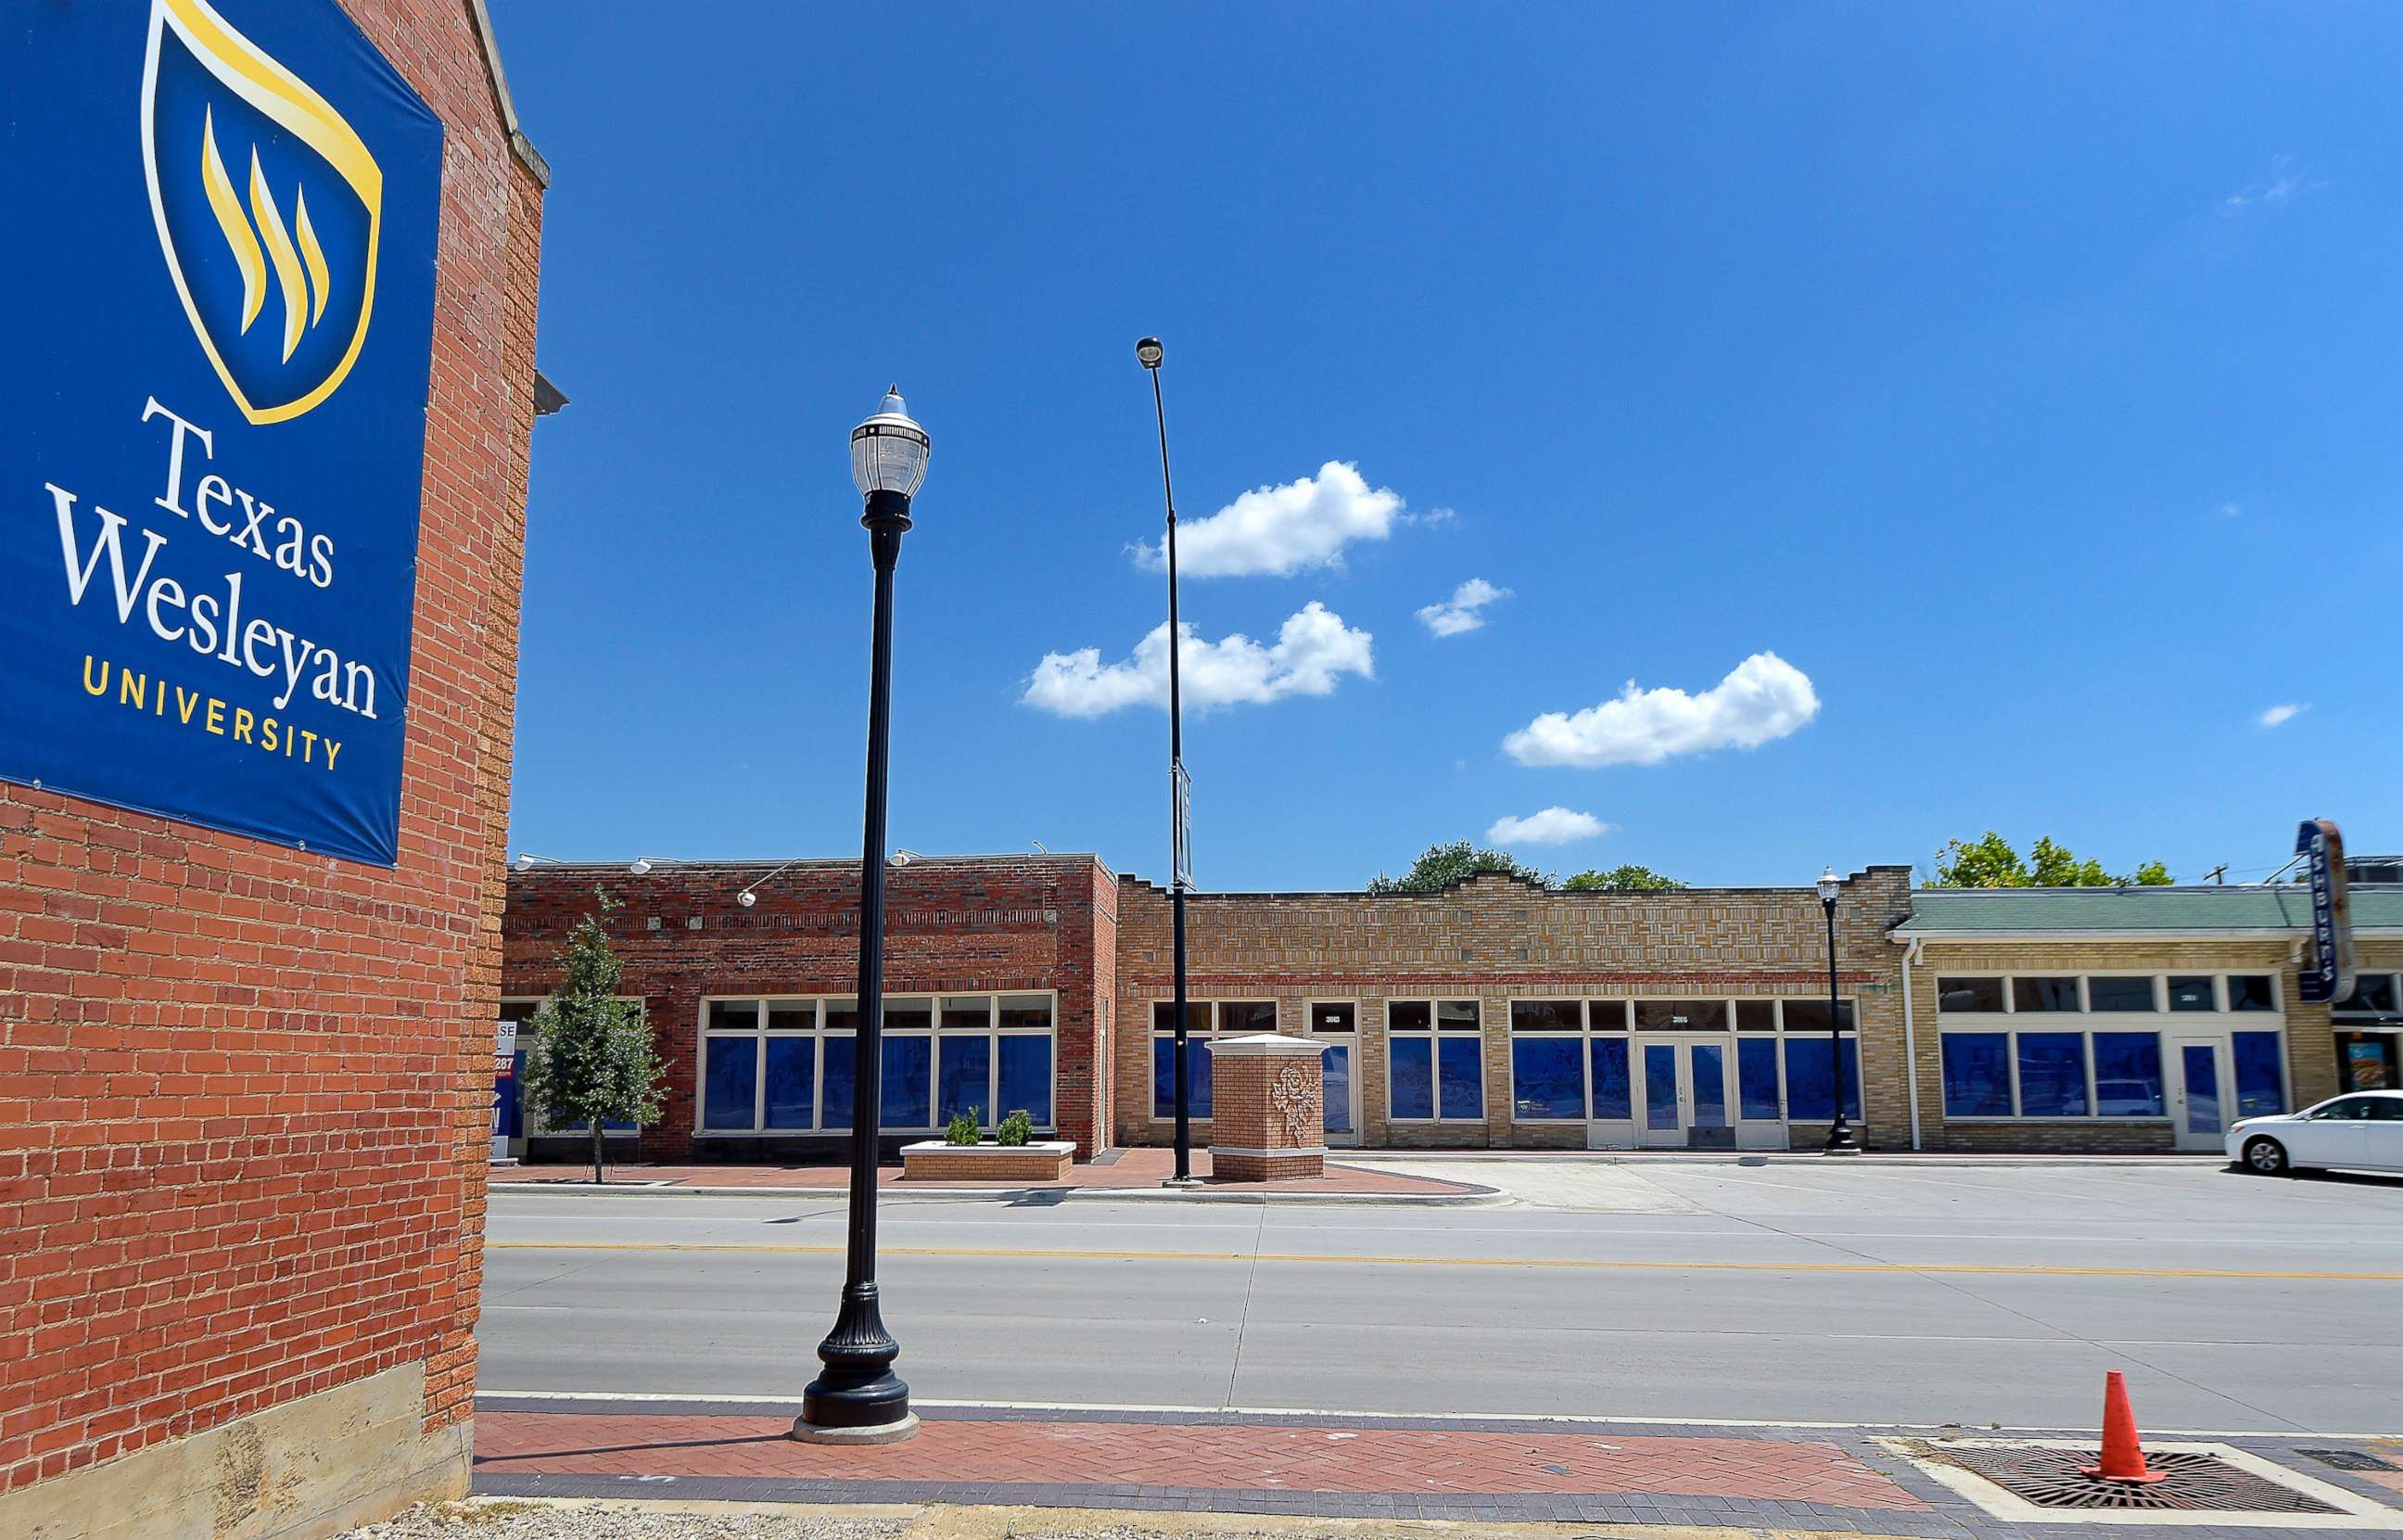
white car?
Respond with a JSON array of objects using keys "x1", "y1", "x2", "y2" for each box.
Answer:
[{"x1": 2228, "y1": 1089, "x2": 2403, "y2": 1176}]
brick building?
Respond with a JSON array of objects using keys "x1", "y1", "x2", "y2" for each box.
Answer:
[
  {"x1": 501, "y1": 859, "x2": 2392, "y2": 1164},
  {"x1": 0, "y1": 4, "x2": 546, "y2": 1536}
]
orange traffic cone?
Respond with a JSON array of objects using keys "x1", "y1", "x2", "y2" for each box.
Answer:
[{"x1": 2080, "y1": 1370, "x2": 2167, "y2": 1483}]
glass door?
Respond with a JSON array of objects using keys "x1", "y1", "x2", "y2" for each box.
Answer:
[
  {"x1": 1638, "y1": 1041, "x2": 1683, "y2": 1147},
  {"x1": 1634, "y1": 1038, "x2": 1736, "y2": 1148},
  {"x1": 1319, "y1": 1044, "x2": 1357, "y2": 1147},
  {"x1": 1687, "y1": 1040, "x2": 1732, "y2": 1148},
  {"x1": 2170, "y1": 1038, "x2": 2228, "y2": 1152}
]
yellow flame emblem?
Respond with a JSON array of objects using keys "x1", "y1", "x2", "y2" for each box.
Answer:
[{"x1": 142, "y1": 0, "x2": 383, "y2": 425}]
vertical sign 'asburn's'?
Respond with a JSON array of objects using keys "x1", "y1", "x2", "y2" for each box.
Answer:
[{"x1": 1, "y1": 0, "x2": 443, "y2": 865}]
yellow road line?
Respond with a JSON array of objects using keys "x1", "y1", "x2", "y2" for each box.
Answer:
[{"x1": 486, "y1": 1240, "x2": 2400, "y2": 1281}]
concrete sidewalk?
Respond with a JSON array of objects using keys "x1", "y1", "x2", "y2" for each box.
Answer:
[
  {"x1": 470, "y1": 1396, "x2": 2403, "y2": 1536},
  {"x1": 492, "y1": 1147, "x2": 1497, "y2": 1203}
]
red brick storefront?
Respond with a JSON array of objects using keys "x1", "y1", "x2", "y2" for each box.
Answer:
[
  {"x1": 502, "y1": 857, "x2": 1120, "y2": 1162},
  {"x1": 0, "y1": 5, "x2": 546, "y2": 1534}
]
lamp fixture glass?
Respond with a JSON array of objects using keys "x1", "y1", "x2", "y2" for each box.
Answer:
[
  {"x1": 1135, "y1": 337, "x2": 1163, "y2": 368},
  {"x1": 851, "y1": 386, "x2": 930, "y2": 497},
  {"x1": 1815, "y1": 867, "x2": 1840, "y2": 905}
]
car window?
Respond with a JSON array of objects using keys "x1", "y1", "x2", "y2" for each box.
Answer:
[
  {"x1": 2368, "y1": 1100, "x2": 2403, "y2": 1123},
  {"x1": 2311, "y1": 1097, "x2": 2377, "y2": 1121}
]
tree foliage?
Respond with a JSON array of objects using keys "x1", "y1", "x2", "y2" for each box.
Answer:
[
  {"x1": 1929, "y1": 832, "x2": 2173, "y2": 889},
  {"x1": 1561, "y1": 864, "x2": 1686, "y2": 892},
  {"x1": 1367, "y1": 840, "x2": 1550, "y2": 895},
  {"x1": 521, "y1": 889, "x2": 668, "y2": 1183}
]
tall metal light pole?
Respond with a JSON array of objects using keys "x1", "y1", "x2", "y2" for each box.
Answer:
[
  {"x1": 1137, "y1": 337, "x2": 1199, "y2": 1186},
  {"x1": 1816, "y1": 867, "x2": 1859, "y2": 1154},
  {"x1": 795, "y1": 388, "x2": 929, "y2": 1444}
]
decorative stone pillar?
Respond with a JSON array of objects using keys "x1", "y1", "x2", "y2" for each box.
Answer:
[{"x1": 1208, "y1": 1033, "x2": 1327, "y2": 1180}]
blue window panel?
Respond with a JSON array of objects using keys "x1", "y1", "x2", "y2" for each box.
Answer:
[
  {"x1": 1320, "y1": 1046, "x2": 1353, "y2": 1133},
  {"x1": 821, "y1": 1036, "x2": 856, "y2": 1130},
  {"x1": 1510, "y1": 1037, "x2": 1583, "y2": 1120},
  {"x1": 2181, "y1": 1043, "x2": 2222, "y2": 1134},
  {"x1": 998, "y1": 1036, "x2": 1052, "y2": 1126},
  {"x1": 1151, "y1": 1037, "x2": 1214, "y2": 1120},
  {"x1": 1643, "y1": 1043, "x2": 1678, "y2": 1130},
  {"x1": 701, "y1": 1037, "x2": 756, "y2": 1131},
  {"x1": 881, "y1": 1036, "x2": 932, "y2": 1129},
  {"x1": 1690, "y1": 1043, "x2": 1729, "y2": 1128},
  {"x1": 936, "y1": 1036, "x2": 991, "y2": 1126},
  {"x1": 2016, "y1": 1032, "x2": 2089, "y2": 1117},
  {"x1": 1589, "y1": 1037, "x2": 1632, "y2": 1119},
  {"x1": 1737, "y1": 1037, "x2": 1781, "y2": 1120},
  {"x1": 763, "y1": 1037, "x2": 816, "y2": 1129},
  {"x1": 1390, "y1": 1037, "x2": 1434, "y2": 1118},
  {"x1": 1783, "y1": 1037, "x2": 1862, "y2": 1120},
  {"x1": 2232, "y1": 1032, "x2": 2284, "y2": 1118},
  {"x1": 2092, "y1": 1033, "x2": 2165, "y2": 1117},
  {"x1": 1438, "y1": 1037, "x2": 1482, "y2": 1120},
  {"x1": 1941, "y1": 1034, "x2": 2012, "y2": 1116}
]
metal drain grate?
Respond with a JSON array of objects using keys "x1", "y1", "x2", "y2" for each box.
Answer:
[
  {"x1": 2298, "y1": 1448, "x2": 2402, "y2": 1474},
  {"x1": 1913, "y1": 1443, "x2": 2344, "y2": 1513}
]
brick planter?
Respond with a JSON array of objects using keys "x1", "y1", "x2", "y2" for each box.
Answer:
[
  {"x1": 899, "y1": 1140, "x2": 1076, "y2": 1182},
  {"x1": 1209, "y1": 1033, "x2": 1328, "y2": 1180}
]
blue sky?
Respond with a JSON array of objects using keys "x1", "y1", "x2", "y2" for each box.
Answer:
[{"x1": 497, "y1": 2, "x2": 2402, "y2": 891}]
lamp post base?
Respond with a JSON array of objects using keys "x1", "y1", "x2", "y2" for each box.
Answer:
[
  {"x1": 789, "y1": 1413, "x2": 920, "y2": 1445},
  {"x1": 1824, "y1": 1121, "x2": 1862, "y2": 1156},
  {"x1": 1161, "y1": 1174, "x2": 1204, "y2": 1188}
]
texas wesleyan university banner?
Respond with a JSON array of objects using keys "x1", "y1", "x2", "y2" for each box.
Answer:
[{"x1": 1, "y1": 0, "x2": 442, "y2": 865}]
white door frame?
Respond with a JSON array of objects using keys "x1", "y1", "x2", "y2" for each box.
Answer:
[
  {"x1": 1305, "y1": 999, "x2": 1361, "y2": 1147},
  {"x1": 2168, "y1": 1035, "x2": 2231, "y2": 1152}
]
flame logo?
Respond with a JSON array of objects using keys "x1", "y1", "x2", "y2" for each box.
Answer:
[{"x1": 142, "y1": 0, "x2": 383, "y2": 425}]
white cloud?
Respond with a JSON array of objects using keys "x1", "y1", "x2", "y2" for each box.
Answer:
[
  {"x1": 1503, "y1": 652, "x2": 1821, "y2": 768},
  {"x1": 1022, "y1": 602, "x2": 1374, "y2": 718},
  {"x1": 2219, "y1": 155, "x2": 2320, "y2": 216},
  {"x1": 2257, "y1": 702, "x2": 2308, "y2": 729},
  {"x1": 1486, "y1": 807, "x2": 1610, "y2": 846},
  {"x1": 1131, "y1": 462, "x2": 1410, "y2": 578},
  {"x1": 1417, "y1": 578, "x2": 1511, "y2": 637},
  {"x1": 2218, "y1": 502, "x2": 2242, "y2": 518}
]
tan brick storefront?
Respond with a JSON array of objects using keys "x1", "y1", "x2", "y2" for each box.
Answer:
[
  {"x1": 1112, "y1": 867, "x2": 1917, "y2": 1152},
  {"x1": 0, "y1": 5, "x2": 546, "y2": 1535}
]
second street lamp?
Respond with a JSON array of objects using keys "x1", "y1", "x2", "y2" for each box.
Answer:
[
  {"x1": 1815, "y1": 866, "x2": 1860, "y2": 1155},
  {"x1": 794, "y1": 387, "x2": 930, "y2": 1444},
  {"x1": 1137, "y1": 337, "x2": 1200, "y2": 1187}
]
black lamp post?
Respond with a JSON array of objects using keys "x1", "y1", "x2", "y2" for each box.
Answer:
[
  {"x1": 1815, "y1": 866, "x2": 1859, "y2": 1154},
  {"x1": 1137, "y1": 337, "x2": 1201, "y2": 1187},
  {"x1": 794, "y1": 388, "x2": 930, "y2": 1444}
]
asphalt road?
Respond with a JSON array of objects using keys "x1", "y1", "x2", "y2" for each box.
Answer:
[{"x1": 477, "y1": 1161, "x2": 2403, "y2": 1434}]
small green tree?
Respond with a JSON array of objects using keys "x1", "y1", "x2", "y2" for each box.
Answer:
[
  {"x1": 521, "y1": 889, "x2": 667, "y2": 1184},
  {"x1": 1367, "y1": 840, "x2": 1550, "y2": 895},
  {"x1": 1929, "y1": 832, "x2": 2172, "y2": 888},
  {"x1": 1561, "y1": 864, "x2": 1686, "y2": 892}
]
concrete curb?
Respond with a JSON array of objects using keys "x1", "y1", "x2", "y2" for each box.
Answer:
[
  {"x1": 1337, "y1": 1151, "x2": 2235, "y2": 1169},
  {"x1": 489, "y1": 1179, "x2": 1507, "y2": 1206}
]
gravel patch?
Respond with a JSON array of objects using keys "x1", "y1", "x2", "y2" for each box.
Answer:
[{"x1": 340, "y1": 1500, "x2": 910, "y2": 1540}]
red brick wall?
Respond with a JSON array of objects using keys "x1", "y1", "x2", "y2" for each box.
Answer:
[
  {"x1": 0, "y1": 0, "x2": 543, "y2": 1496},
  {"x1": 500, "y1": 856, "x2": 1119, "y2": 1159}
]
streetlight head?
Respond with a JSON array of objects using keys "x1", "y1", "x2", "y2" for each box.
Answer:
[
  {"x1": 1135, "y1": 337, "x2": 1163, "y2": 369},
  {"x1": 736, "y1": 888, "x2": 756, "y2": 908},
  {"x1": 1815, "y1": 866, "x2": 1841, "y2": 905},
  {"x1": 851, "y1": 386, "x2": 930, "y2": 497},
  {"x1": 629, "y1": 857, "x2": 654, "y2": 874},
  {"x1": 512, "y1": 854, "x2": 534, "y2": 872}
]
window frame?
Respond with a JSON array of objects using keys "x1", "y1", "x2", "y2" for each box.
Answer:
[
  {"x1": 1387, "y1": 997, "x2": 1486, "y2": 1123},
  {"x1": 695, "y1": 990, "x2": 1057, "y2": 1137},
  {"x1": 1147, "y1": 999, "x2": 1278, "y2": 1122}
]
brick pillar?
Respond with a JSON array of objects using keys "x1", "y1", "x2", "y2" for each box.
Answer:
[{"x1": 1208, "y1": 1033, "x2": 1326, "y2": 1180}]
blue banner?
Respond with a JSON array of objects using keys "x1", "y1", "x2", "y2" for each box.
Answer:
[{"x1": 1, "y1": 0, "x2": 443, "y2": 865}]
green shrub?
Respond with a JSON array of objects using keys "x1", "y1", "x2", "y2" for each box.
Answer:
[
  {"x1": 995, "y1": 1109, "x2": 1034, "y2": 1147},
  {"x1": 945, "y1": 1108, "x2": 982, "y2": 1145}
]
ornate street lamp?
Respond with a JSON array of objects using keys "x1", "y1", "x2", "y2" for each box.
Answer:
[
  {"x1": 1137, "y1": 337, "x2": 1199, "y2": 1186},
  {"x1": 794, "y1": 387, "x2": 930, "y2": 1444},
  {"x1": 1816, "y1": 867, "x2": 1859, "y2": 1154}
]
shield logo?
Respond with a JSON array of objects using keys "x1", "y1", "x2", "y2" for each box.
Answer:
[{"x1": 140, "y1": 0, "x2": 383, "y2": 426}]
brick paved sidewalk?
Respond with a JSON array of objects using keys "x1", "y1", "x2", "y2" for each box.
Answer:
[
  {"x1": 472, "y1": 1399, "x2": 2403, "y2": 1535},
  {"x1": 493, "y1": 1147, "x2": 1483, "y2": 1198}
]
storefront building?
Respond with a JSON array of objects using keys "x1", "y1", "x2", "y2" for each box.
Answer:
[
  {"x1": 1892, "y1": 885, "x2": 2403, "y2": 1152},
  {"x1": 501, "y1": 856, "x2": 1120, "y2": 1161},
  {"x1": 501, "y1": 858, "x2": 2397, "y2": 1162}
]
